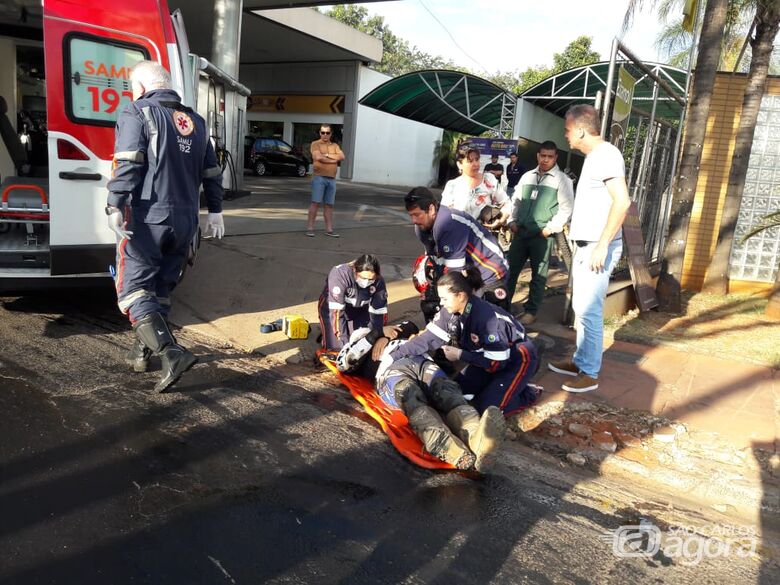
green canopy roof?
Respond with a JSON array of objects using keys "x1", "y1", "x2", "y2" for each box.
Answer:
[
  {"x1": 358, "y1": 70, "x2": 516, "y2": 135},
  {"x1": 521, "y1": 61, "x2": 688, "y2": 120}
]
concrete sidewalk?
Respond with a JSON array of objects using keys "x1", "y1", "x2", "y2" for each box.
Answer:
[{"x1": 170, "y1": 180, "x2": 778, "y2": 516}]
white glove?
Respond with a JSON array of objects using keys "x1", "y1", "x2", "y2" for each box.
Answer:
[
  {"x1": 442, "y1": 345, "x2": 462, "y2": 362},
  {"x1": 106, "y1": 207, "x2": 132, "y2": 240},
  {"x1": 205, "y1": 212, "x2": 225, "y2": 239}
]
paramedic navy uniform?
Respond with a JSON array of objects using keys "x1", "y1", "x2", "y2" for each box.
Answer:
[
  {"x1": 107, "y1": 89, "x2": 223, "y2": 323},
  {"x1": 389, "y1": 295, "x2": 539, "y2": 415},
  {"x1": 416, "y1": 206, "x2": 510, "y2": 308},
  {"x1": 318, "y1": 262, "x2": 389, "y2": 349}
]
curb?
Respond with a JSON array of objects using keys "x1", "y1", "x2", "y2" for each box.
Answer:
[{"x1": 507, "y1": 400, "x2": 779, "y2": 522}]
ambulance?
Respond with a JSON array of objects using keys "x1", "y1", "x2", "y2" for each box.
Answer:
[{"x1": 0, "y1": 0, "x2": 248, "y2": 290}]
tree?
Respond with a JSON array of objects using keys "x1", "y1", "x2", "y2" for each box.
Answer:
[
  {"x1": 633, "y1": 0, "x2": 730, "y2": 312},
  {"x1": 653, "y1": 0, "x2": 763, "y2": 71},
  {"x1": 553, "y1": 36, "x2": 602, "y2": 71},
  {"x1": 487, "y1": 36, "x2": 601, "y2": 94},
  {"x1": 325, "y1": 5, "x2": 461, "y2": 77},
  {"x1": 701, "y1": 1, "x2": 780, "y2": 296}
]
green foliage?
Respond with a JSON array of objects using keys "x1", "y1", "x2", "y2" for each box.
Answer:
[
  {"x1": 478, "y1": 37, "x2": 600, "y2": 94},
  {"x1": 552, "y1": 36, "x2": 602, "y2": 71},
  {"x1": 326, "y1": 5, "x2": 463, "y2": 77},
  {"x1": 651, "y1": 0, "x2": 779, "y2": 72},
  {"x1": 325, "y1": 7, "x2": 600, "y2": 92}
]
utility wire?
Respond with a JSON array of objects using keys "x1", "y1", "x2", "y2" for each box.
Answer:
[{"x1": 416, "y1": 0, "x2": 489, "y2": 73}]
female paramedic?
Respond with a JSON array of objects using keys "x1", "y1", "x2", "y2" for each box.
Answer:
[
  {"x1": 387, "y1": 269, "x2": 541, "y2": 415},
  {"x1": 318, "y1": 254, "x2": 397, "y2": 350}
]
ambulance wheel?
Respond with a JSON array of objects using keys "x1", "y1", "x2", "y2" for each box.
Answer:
[
  {"x1": 254, "y1": 160, "x2": 268, "y2": 176},
  {"x1": 296, "y1": 164, "x2": 307, "y2": 177}
]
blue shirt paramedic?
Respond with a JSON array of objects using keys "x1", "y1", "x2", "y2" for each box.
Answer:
[
  {"x1": 404, "y1": 187, "x2": 510, "y2": 310},
  {"x1": 105, "y1": 60, "x2": 223, "y2": 393},
  {"x1": 389, "y1": 270, "x2": 541, "y2": 416},
  {"x1": 318, "y1": 254, "x2": 389, "y2": 350}
]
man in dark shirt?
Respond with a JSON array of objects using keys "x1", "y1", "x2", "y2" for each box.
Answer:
[
  {"x1": 483, "y1": 154, "x2": 504, "y2": 185},
  {"x1": 505, "y1": 151, "x2": 525, "y2": 197}
]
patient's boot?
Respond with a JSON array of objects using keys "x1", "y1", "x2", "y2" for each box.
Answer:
[
  {"x1": 125, "y1": 338, "x2": 152, "y2": 373},
  {"x1": 133, "y1": 312, "x2": 198, "y2": 393},
  {"x1": 408, "y1": 405, "x2": 475, "y2": 470},
  {"x1": 447, "y1": 405, "x2": 505, "y2": 473}
]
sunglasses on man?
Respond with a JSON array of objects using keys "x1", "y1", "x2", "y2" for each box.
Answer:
[{"x1": 320, "y1": 131, "x2": 331, "y2": 135}]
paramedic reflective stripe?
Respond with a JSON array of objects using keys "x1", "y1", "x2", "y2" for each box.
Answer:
[
  {"x1": 427, "y1": 322, "x2": 449, "y2": 341},
  {"x1": 484, "y1": 348, "x2": 510, "y2": 361},
  {"x1": 203, "y1": 165, "x2": 221, "y2": 178},
  {"x1": 117, "y1": 289, "x2": 156, "y2": 313},
  {"x1": 329, "y1": 301, "x2": 346, "y2": 310},
  {"x1": 369, "y1": 306, "x2": 388, "y2": 314},
  {"x1": 140, "y1": 107, "x2": 159, "y2": 200},
  {"x1": 444, "y1": 257, "x2": 466, "y2": 268},
  {"x1": 114, "y1": 150, "x2": 145, "y2": 163},
  {"x1": 450, "y1": 212, "x2": 505, "y2": 260}
]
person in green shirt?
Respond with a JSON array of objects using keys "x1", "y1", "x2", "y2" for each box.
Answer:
[{"x1": 506, "y1": 141, "x2": 574, "y2": 325}]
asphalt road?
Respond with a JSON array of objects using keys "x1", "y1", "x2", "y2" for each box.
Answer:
[{"x1": 0, "y1": 177, "x2": 775, "y2": 584}]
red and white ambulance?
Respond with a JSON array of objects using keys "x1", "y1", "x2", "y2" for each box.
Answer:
[{"x1": 0, "y1": 0, "x2": 246, "y2": 290}]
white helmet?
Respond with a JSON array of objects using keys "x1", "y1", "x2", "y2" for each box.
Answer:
[{"x1": 335, "y1": 327, "x2": 374, "y2": 373}]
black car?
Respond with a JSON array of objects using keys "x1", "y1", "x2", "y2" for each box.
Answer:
[{"x1": 247, "y1": 137, "x2": 308, "y2": 177}]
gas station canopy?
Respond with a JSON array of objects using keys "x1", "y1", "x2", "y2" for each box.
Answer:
[
  {"x1": 358, "y1": 70, "x2": 516, "y2": 135},
  {"x1": 521, "y1": 61, "x2": 688, "y2": 120}
]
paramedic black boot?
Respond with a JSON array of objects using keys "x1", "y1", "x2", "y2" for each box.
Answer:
[
  {"x1": 125, "y1": 338, "x2": 152, "y2": 373},
  {"x1": 447, "y1": 405, "x2": 505, "y2": 474},
  {"x1": 133, "y1": 312, "x2": 198, "y2": 393},
  {"x1": 408, "y1": 405, "x2": 475, "y2": 470}
]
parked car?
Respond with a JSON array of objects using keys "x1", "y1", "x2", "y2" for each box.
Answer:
[{"x1": 247, "y1": 137, "x2": 308, "y2": 177}]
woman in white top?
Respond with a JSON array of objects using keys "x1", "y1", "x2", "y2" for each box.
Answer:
[{"x1": 440, "y1": 147, "x2": 512, "y2": 226}]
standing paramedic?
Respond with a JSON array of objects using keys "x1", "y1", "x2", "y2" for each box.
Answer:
[
  {"x1": 404, "y1": 187, "x2": 510, "y2": 311},
  {"x1": 506, "y1": 140, "x2": 573, "y2": 326},
  {"x1": 106, "y1": 60, "x2": 225, "y2": 393},
  {"x1": 547, "y1": 105, "x2": 630, "y2": 393},
  {"x1": 306, "y1": 124, "x2": 345, "y2": 238}
]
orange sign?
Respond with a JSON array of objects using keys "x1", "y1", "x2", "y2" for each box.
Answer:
[{"x1": 249, "y1": 95, "x2": 345, "y2": 114}]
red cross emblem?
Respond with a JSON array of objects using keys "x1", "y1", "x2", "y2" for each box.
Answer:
[{"x1": 173, "y1": 111, "x2": 194, "y2": 136}]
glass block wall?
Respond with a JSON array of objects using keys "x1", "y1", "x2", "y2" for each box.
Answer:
[{"x1": 730, "y1": 94, "x2": 780, "y2": 283}]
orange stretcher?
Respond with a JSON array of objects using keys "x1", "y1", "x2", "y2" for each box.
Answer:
[{"x1": 317, "y1": 349, "x2": 455, "y2": 470}]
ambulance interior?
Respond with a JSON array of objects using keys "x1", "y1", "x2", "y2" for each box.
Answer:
[{"x1": 0, "y1": 16, "x2": 50, "y2": 269}]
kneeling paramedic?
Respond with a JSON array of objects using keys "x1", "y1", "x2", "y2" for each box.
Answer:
[
  {"x1": 336, "y1": 323, "x2": 505, "y2": 473},
  {"x1": 106, "y1": 60, "x2": 225, "y2": 392},
  {"x1": 389, "y1": 269, "x2": 541, "y2": 416}
]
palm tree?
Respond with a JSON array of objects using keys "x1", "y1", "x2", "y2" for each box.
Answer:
[
  {"x1": 702, "y1": 1, "x2": 780, "y2": 299},
  {"x1": 623, "y1": 0, "x2": 729, "y2": 312},
  {"x1": 653, "y1": 0, "x2": 762, "y2": 70}
]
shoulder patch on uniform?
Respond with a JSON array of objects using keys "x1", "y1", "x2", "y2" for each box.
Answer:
[
  {"x1": 369, "y1": 286, "x2": 376, "y2": 294},
  {"x1": 464, "y1": 302, "x2": 472, "y2": 315},
  {"x1": 487, "y1": 334, "x2": 497, "y2": 343},
  {"x1": 332, "y1": 286, "x2": 341, "y2": 295},
  {"x1": 173, "y1": 111, "x2": 194, "y2": 136},
  {"x1": 442, "y1": 245, "x2": 450, "y2": 253},
  {"x1": 470, "y1": 333, "x2": 480, "y2": 344},
  {"x1": 494, "y1": 287, "x2": 507, "y2": 300}
]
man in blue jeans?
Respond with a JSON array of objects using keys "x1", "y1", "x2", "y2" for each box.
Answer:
[
  {"x1": 547, "y1": 105, "x2": 630, "y2": 393},
  {"x1": 307, "y1": 124, "x2": 345, "y2": 237}
]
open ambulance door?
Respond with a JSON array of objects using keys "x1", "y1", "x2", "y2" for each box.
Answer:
[{"x1": 42, "y1": 0, "x2": 171, "y2": 276}]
